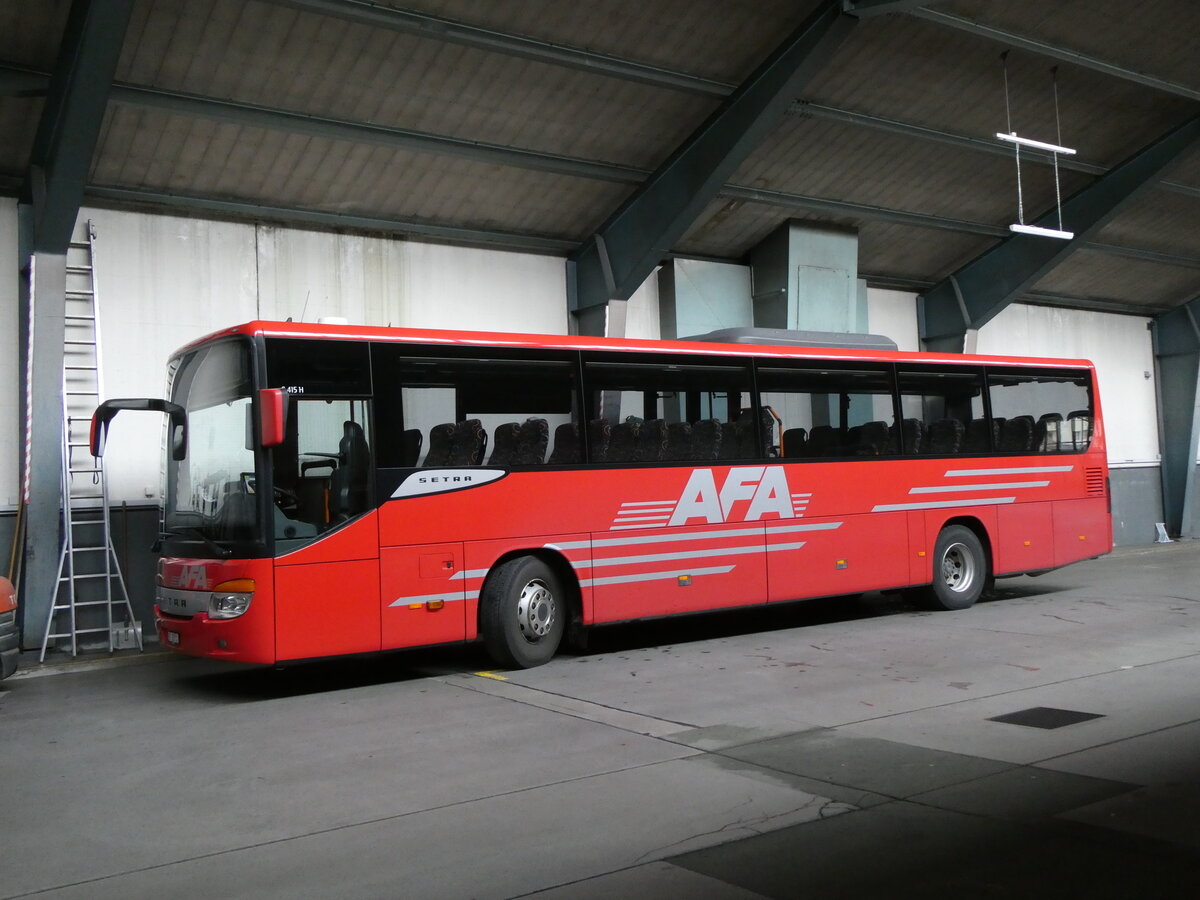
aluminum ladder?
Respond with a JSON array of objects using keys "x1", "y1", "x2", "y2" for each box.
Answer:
[{"x1": 39, "y1": 221, "x2": 141, "y2": 660}]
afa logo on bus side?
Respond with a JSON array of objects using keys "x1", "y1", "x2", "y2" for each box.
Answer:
[{"x1": 669, "y1": 466, "x2": 795, "y2": 526}]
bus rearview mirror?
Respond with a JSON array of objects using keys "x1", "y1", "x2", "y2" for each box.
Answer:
[
  {"x1": 91, "y1": 398, "x2": 188, "y2": 460},
  {"x1": 259, "y1": 388, "x2": 289, "y2": 447}
]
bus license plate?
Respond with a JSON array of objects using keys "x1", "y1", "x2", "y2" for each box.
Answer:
[{"x1": 166, "y1": 631, "x2": 180, "y2": 645}]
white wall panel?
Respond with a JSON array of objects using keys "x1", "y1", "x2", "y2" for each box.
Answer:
[
  {"x1": 0, "y1": 198, "x2": 19, "y2": 509},
  {"x1": 977, "y1": 304, "x2": 1158, "y2": 466},
  {"x1": 865, "y1": 288, "x2": 920, "y2": 351},
  {"x1": 81, "y1": 209, "x2": 261, "y2": 503},
  {"x1": 398, "y1": 242, "x2": 567, "y2": 334},
  {"x1": 623, "y1": 268, "x2": 661, "y2": 341}
]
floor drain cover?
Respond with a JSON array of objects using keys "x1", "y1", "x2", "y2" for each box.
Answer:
[{"x1": 988, "y1": 707, "x2": 1104, "y2": 729}]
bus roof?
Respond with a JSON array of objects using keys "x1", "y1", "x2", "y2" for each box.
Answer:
[{"x1": 182, "y1": 320, "x2": 1096, "y2": 371}]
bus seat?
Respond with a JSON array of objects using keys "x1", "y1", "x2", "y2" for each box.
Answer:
[
  {"x1": 666, "y1": 421, "x2": 692, "y2": 460},
  {"x1": 692, "y1": 419, "x2": 722, "y2": 460},
  {"x1": 807, "y1": 424, "x2": 838, "y2": 457},
  {"x1": 487, "y1": 422, "x2": 521, "y2": 467},
  {"x1": 962, "y1": 418, "x2": 997, "y2": 453},
  {"x1": 609, "y1": 421, "x2": 641, "y2": 462},
  {"x1": 719, "y1": 421, "x2": 740, "y2": 459},
  {"x1": 897, "y1": 418, "x2": 923, "y2": 454},
  {"x1": 400, "y1": 428, "x2": 422, "y2": 467},
  {"x1": 856, "y1": 421, "x2": 890, "y2": 456},
  {"x1": 998, "y1": 416, "x2": 1033, "y2": 452},
  {"x1": 735, "y1": 409, "x2": 772, "y2": 458},
  {"x1": 329, "y1": 420, "x2": 369, "y2": 519},
  {"x1": 638, "y1": 419, "x2": 668, "y2": 461},
  {"x1": 548, "y1": 422, "x2": 580, "y2": 464},
  {"x1": 1035, "y1": 413, "x2": 1063, "y2": 452},
  {"x1": 587, "y1": 419, "x2": 611, "y2": 462},
  {"x1": 449, "y1": 419, "x2": 486, "y2": 465},
  {"x1": 424, "y1": 423, "x2": 455, "y2": 467},
  {"x1": 927, "y1": 418, "x2": 964, "y2": 454},
  {"x1": 781, "y1": 427, "x2": 807, "y2": 458},
  {"x1": 515, "y1": 417, "x2": 549, "y2": 465},
  {"x1": 1067, "y1": 410, "x2": 1092, "y2": 450}
]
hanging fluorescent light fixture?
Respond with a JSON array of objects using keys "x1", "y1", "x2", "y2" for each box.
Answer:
[
  {"x1": 999, "y1": 56, "x2": 1076, "y2": 241},
  {"x1": 995, "y1": 132, "x2": 1076, "y2": 156}
]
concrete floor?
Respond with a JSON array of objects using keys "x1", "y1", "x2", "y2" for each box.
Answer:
[{"x1": 2, "y1": 542, "x2": 1199, "y2": 899}]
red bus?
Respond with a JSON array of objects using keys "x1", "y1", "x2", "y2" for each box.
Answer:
[{"x1": 92, "y1": 321, "x2": 1111, "y2": 669}]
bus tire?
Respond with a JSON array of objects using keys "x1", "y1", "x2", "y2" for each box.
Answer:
[
  {"x1": 481, "y1": 556, "x2": 565, "y2": 668},
  {"x1": 927, "y1": 525, "x2": 988, "y2": 611}
]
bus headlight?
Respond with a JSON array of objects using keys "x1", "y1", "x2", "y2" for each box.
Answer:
[{"x1": 208, "y1": 579, "x2": 255, "y2": 620}]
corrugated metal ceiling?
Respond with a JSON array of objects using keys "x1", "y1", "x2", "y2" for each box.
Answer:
[{"x1": 3, "y1": 0, "x2": 1198, "y2": 317}]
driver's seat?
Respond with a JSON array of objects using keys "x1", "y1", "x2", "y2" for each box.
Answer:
[{"x1": 329, "y1": 420, "x2": 369, "y2": 520}]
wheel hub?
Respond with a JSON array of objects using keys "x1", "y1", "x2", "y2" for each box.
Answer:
[
  {"x1": 516, "y1": 579, "x2": 555, "y2": 640},
  {"x1": 942, "y1": 542, "x2": 977, "y2": 593}
]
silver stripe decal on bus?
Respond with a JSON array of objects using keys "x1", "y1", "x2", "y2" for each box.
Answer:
[
  {"x1": 581, "y1": 565, "x2": 735, "y2": 587},
  {"x1": 944, "y1": 466, "x2": 1074, "y2": 477},
  {"x1": 582, "y1": 543, "x2": 777, "y2": 570},
  {"x1": 613, "y1": 514, "x2": 673, "y2": 523},
  {"x1": 872, "y1": 497, "x2": 1016, "y2": 512},
  {"x1": 618, "y1": 500, "x2": 676, "y2": 507},
  {"x1": 450, "y1": 569, "x2": 491, "y2": 581},
  {"x1": 549, "y1": 521, "x2": 843, "y2": 552},
  {"x1": 909, "y1": 481, "x2": 1050, "y2": 494}
]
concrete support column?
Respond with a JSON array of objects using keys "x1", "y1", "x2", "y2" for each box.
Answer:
[
  {"x1": 750, "y1": 221, "x2": 865, "y2": 333},
  {"x1": 1152, "y1": 298, "x2": 1200, "y2": 538},
  {"x1": 19, "y1": 250, "x2": 67, "y2": 646}
]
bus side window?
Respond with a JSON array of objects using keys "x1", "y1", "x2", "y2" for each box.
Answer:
[
  {"x1": 987, "y1": 369, "x2": 1092, "y2": 453},
  {"x1": 757, "y1": 363, "x2": 895, "y2": 460},
  {"x1": 581, "y1": 356, "x2": 755, "y2": 462},
  {"x1": 897, "y1": 367, "x2": 985, "y2": 455},
  {"x1": 372, "y1": 348, "x2": 578, "y2": 468}
]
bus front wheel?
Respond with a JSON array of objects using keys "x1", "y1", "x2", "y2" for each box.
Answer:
[
  {"x1": 481, "y1": 556, "x2": 565, "y2": 668},
  {"x1": 925, "y1": 525, "x2": 988, "y2": 611}
]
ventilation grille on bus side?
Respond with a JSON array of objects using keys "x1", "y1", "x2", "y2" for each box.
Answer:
[{"x1": 1085, "y1": 468, "x2": 1106, "y2": 495}]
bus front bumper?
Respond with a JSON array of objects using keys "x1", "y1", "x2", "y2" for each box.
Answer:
[{"x1": 155, "y1": 605, "x2": 273, "y2": 665}]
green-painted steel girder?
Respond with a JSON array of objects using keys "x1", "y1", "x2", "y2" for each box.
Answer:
[
  {"x1": 19, "y1": 0, "x2": 133, "y2": 649},
  {"x1": 567, "y1": 0, "x2": 857, "y2": 314},
  {"x1": 1153, "y1": 296, "x2": 1200, "y2": 538},
  {"x1": 919, "y1": 113, "x2": 1200, "y2": 352},
  {"x1": 25, "y1": 0, "x2": 133, "y2": 254},
  {"x1": 842, "y1": 0, "x2": 931, "y2": 17}
]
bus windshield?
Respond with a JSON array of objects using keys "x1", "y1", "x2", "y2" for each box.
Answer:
[{"x1": 164, "y1": 338, "x2": 261, "y2": 550}]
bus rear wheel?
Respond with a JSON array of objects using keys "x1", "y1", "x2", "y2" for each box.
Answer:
[
  {"x1": 925, "y1": 525, "x2": 988, "y2": 611},
  {"x1": 481, "y1": 556, "x2": 565, "y2": 668}
]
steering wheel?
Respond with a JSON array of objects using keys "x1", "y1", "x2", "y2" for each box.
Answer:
[{"x1": 273, "y1": 485, "x2": 300, "y2": 514}]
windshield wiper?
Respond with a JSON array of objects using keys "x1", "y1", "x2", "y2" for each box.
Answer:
[{"x1": 154, "y1": 527, "x2": 232, "y2": 559}]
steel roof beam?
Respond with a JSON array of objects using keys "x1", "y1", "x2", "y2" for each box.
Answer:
[
  {"x1": 568, "y1": 0, "x2": 858, "y2": 317},
  {"x1": 911, "y1": 9, "x2": 1200, "y2": 103},
  {"x1": 1152, "y1": 296, "x2": 1200, "y2": 537},
  {"x1": 110, "y1": 83, "x2": 643, "y2": 184},
  {"x1": 267, "y1": 0, "x2": 730, "y2": 97},
  {"x1": 25, "y1": 0, "x2": 133, "y2": 253},
  {"x1": 919, "y1": 114, "x2": 1200, "y2": 352},
  {"x1": 842, "y1": 1, "x2": 929, "y2": 18}
]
